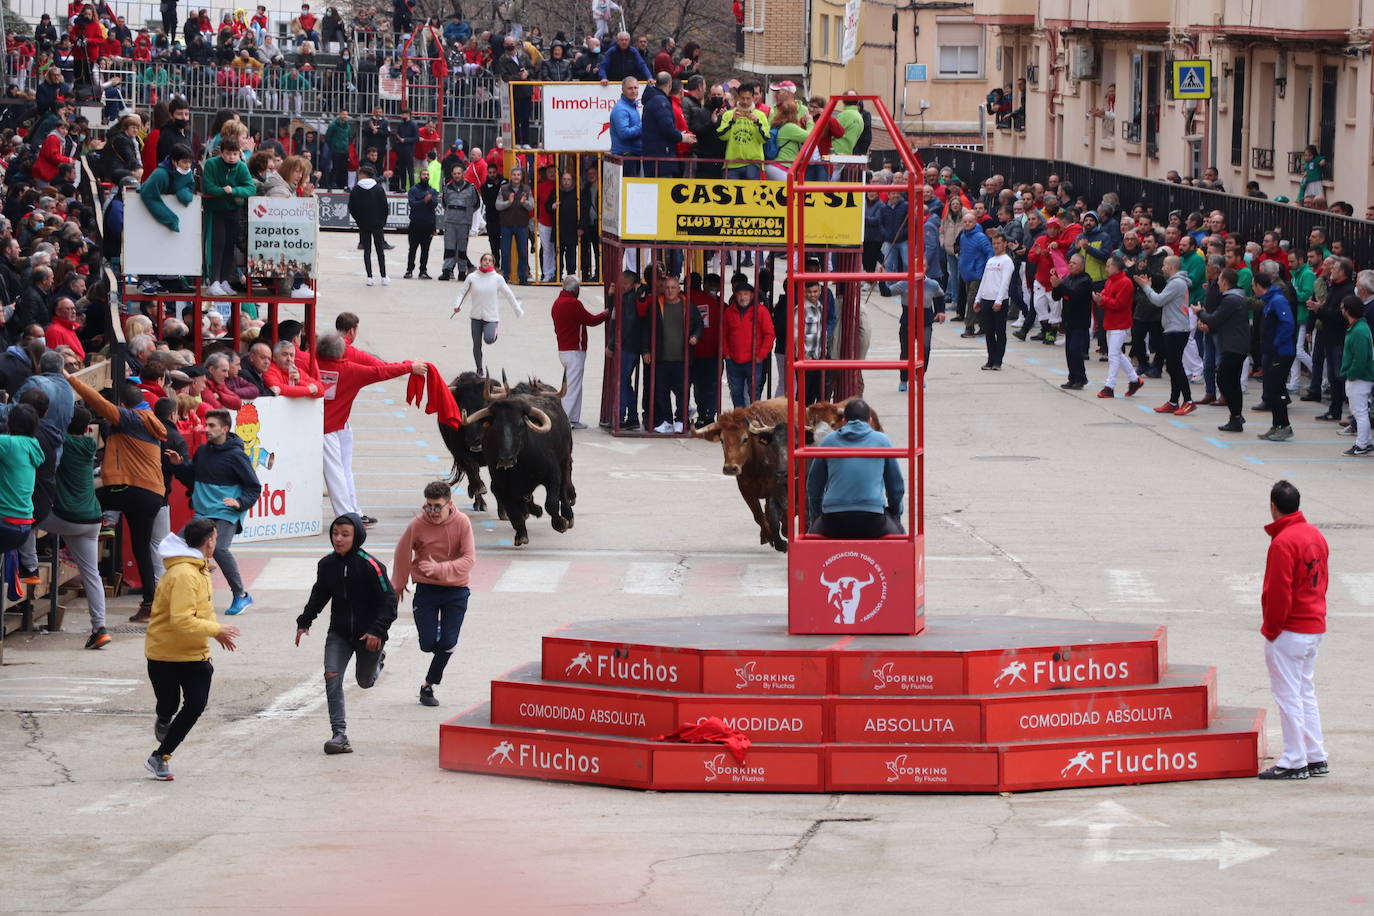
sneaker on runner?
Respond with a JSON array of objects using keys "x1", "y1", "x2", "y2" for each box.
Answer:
[
  {"x1": 1125, "y1": 378, "x2": 1145, "y2": 397},
  {"x1": 324, "y1": 734, "x2": 353, "y2": 754},
  {"x1": 145, "y1": 753, "x2": 174, "y2": 781},
  {"x1": 85, "y1": 627, "x2": 111, "y2": 650},
  {"x1": 1173, "y1": 402, "x2": 1198, "y2": 416},
  {"x1": 419, "y1": 685, "x2": 439, "y2": 707},
  {"x1": 226, "y1": 593, "x2": 253, "y2": 616}
]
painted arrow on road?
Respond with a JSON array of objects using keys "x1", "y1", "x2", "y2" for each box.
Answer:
[{"x1": 1046, "y1": 800, "x2": 1274, "y2": 870}]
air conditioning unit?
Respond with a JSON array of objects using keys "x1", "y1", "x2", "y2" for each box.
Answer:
[{"x1": 1071, "y1": 44, "x2": 1099, "y2": 81}]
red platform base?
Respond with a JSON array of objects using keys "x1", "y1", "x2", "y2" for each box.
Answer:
[{"x1": 440, "y1": 615, "x2": 1264, "y2": 793}]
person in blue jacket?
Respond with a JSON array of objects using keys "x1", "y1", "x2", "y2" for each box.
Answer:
[
  {"x1": 1256, "y1": 269, "x2": 1298, "y2": 441},
  {"x1": 609, "y1": 76, "x2": 643, "y2": 175},
  {"x1": 806, "y1": 399, "x2": 905, "y2": 539},
  {"x1": 598, "y1": 31, "x2": 652, "y2": 83},
  {"x1": 639, "y1": 72, "x2": 691, "y2": 177},
  {"x1": 404, "y1": 168, "x2": 438, "y2": 278},
  {"x1": 957, "y1": 211, "x2": 992, "y2": 338},
  {"x1": 165, "y1": 407, "x2": 262, "y2": 616}
]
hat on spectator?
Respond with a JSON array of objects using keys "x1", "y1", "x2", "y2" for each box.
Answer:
[
  {"x1": 769, "y1": 79, "x2": 797, "y2": 92},
  {"x1": 183, "y1": 365, "x2": 207, "y2": 378},
  {"x1": 1046, "y1": 217, "x2": 1062, "y2": 228}
]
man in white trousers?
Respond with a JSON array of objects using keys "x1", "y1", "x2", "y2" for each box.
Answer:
[
  {"x1": 329, "y1": 313, "x2": 390, "y2": 525},
  {"x1": 551, "y1": 276, "x2": 608, "y2": 429},
  {"x1": 1258, "y1": 479, "x2": 1330, "y2": 780},
  {"x1": 314, "y1": 333, "x2": 426, "y2": 523}
]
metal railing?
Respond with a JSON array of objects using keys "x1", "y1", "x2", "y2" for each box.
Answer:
[
  {"x1": 1252, "y1": 147, "x2": 1275, "y2": 171},
  {"x1": 916, "y1": 147, "x2": 1374, "y2": 264}
]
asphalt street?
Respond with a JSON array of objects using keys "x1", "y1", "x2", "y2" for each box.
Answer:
[{"x1": 1, "y1": 231, "x2": 1371, "y2": 914}]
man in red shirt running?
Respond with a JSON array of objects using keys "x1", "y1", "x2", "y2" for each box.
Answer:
[{"x1": 1259, "y1": 479, "x2": 1330, "y2": 780}]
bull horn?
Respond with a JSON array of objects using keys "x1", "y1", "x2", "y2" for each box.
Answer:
[
  {"x1": 747, "y1": 420, "x2": 774, "y2": 435},
  {"x1": 858, "y1": 575, "x2": 874, "y2": 587},
  {"x1": 465, "y1": 406, "x2": 493, "y2": 425},
  {"x1": 483, "y1": 377, "x2": 506, "y2": 401},
  {"x1": 524, "y1": 406, "x2": 553, "y2": 433},
  {"x1": 554, "y1": 369, "x2": 568, "y2": 399}
]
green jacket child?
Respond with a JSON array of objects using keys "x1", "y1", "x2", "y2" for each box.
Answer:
[{"x1": 138, "y1": 155, "x2": 197, "y2": 232}]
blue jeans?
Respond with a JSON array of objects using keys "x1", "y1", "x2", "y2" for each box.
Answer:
[
  {"x1": 943, "y1": 251, "x2": 960, "y2": 301},
  {"x1": 0, "y1": 518, "x2": 32, "y2": 554},
  {"x1": 500, "y1": 225, "x2": 529, "y2": 284},
  {"x1": 413, "y1": 583, "x2": 469, "y2": 685},
  {"x1": 727, "y1": 164, "x2": 761, "y2": 180},
  {"x1": 885, "y1": 240, "x2": 909, "y2": 275},
  {"x1": 323, "y1": 631, "x2": 382, "y2": 737},
  {"x1": 1202, "y1": 331, "x2": 1219, "y2": 397},
  {"x1": 725, "y1": 359, "x2": 764, "y2": 408}
]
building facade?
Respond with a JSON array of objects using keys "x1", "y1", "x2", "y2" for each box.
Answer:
[
  {"x1": 974, "y1": 0, "x2": 1374, "y2": 207},
  {"x1": 735, "y1": 0, "x2": 999, "y2": 143}
]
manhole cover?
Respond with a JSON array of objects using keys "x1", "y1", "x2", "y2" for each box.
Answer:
[
  {"x1": 107, "y1": 625, "x2": 148, "y2": 635},
  {"x1": 971, "y1": 455, "x2": 1042, "y2": 461}
]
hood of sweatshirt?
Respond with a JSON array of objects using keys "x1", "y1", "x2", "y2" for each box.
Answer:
[
  {"x1": 832, "y1": 419, "x2": 880, "y2": 442},
  {"x1": 158, "y1": 531, "x2": 208, "y2": 568},
  {"x1": 356, "y1": 178, "x2": 377, "y2": 190}
]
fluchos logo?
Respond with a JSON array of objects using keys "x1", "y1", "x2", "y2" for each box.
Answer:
[
  {"x1": 993, "y1": 661, "x2": 1028, "y2": 687},
  {"x1": 991, "y1": 657, "x2": 1130, "y2": 688},
  {"x1": 561, "y1": 652, "x2": 679, "y2": 684},
  {"x1": 488, "y1": 741, "x2": 601, "y2": 774},
  {"x1": 819, "y1": 552, "x2": 888, "y2": 625},
  {"x1": 565, "y1": 652, "x2": 592, "y2": 676},
  {"x1": 1059, "y1": 747, "x2": 1198, "y2": 778}
]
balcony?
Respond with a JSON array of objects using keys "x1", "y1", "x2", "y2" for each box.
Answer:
[
  {"x1": 972, "y1": 0, "x2": 1036, "y2": 23},
  {"x1": 1252, "y1": 147, "x2": 1275, "y2": 172},
  {"x1": 1221, "y1": 0, "x2": 1356, "y2": 33},
  {"x1": 1287, "y1": 151, "x2": 1334, "y2": 178},
  {"x1": 1038, "y1": 0, "x2": 1174, "y2": 25}
]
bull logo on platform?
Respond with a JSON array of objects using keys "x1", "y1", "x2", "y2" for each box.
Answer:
[
  {"x1": 993, "y1": 660, "x2": 1028, "y2": 687},
  {"x1": 487, "y1": 741, "x2": 515, "y2": 765},
  {"x1": 817, "y1": 552, "x2": 888, "y2": 625},
  {"x1": 1061, "y1": 750, "x2": 1095, "y2": 777},
  {"x1": 565, "y1": 652, "x2": 593, "y2": 676},
  {"x1": 885, "y1": 753, "x2": 910, "y2": 783},
  {"x1": 703, "y1": 753, "x2": 729, "y2": 782}
]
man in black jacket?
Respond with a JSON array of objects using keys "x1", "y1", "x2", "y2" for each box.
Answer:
[
  {"x1": 347, "y1": 165, "x2": 390, "y2": 285},
  {"x1": 389, "y1": 108, "x2": 420, "y2": 191},
  {"x1": 1310, "y1": 257, "x2": 1355, "y2": 422},
  {"x1": 156, "y1": 98, "x2": 193, "y2": 161},
  {"x1": 682, "y1": 75, "x2": 726, "y2": 178},
  {"x1": 15, "y1": 266, "x2": 54, "y2": 330},
  {"x1": 1196, "y1": 267, "x2": 1252, "y2": 432},
  {"x1": 296, "y1": 513, "x2": 398, "y2": 754}
]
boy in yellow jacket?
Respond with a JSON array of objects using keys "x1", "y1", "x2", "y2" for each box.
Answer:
[{"x1": 144, "y1": 518, "x2": 240, "y2": 781}]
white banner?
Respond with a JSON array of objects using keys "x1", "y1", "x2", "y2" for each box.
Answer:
[
  {"x1": 232, "y1": 397, "x2": 324, "y2": 543},
  {"x1": 247, "y1": 196, "x2": 318, "y2": 278},
  {"x1": 541, "y1": 82, "x2": 623, "y2": 151},
  {"x1": 842, "y1": 0, "x2": 862, "y2": 64},
  {"x1": 121, "y1": 192, "x2": 203, "y2": 275}
]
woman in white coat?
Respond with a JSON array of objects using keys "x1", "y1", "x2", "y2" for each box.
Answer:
[{"x1": 453, "y1": 253, "x2": 525, "y2": 373}]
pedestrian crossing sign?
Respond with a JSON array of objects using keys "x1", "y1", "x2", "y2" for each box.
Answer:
[{"x1": 1172, "y1": 60, "x2": 1212, "y2": 100}]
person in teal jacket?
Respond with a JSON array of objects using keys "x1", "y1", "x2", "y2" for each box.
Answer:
[
  {"x1": 805, "y1": 399, "x2": 905, "y2": 539},
  {"x1": 1339, "y1": 297, "x2": 1374, "y2": 455},
  {"x1": 138, "y1": 144, "x2": 197, "y2": 231},
  {"x1": 200, "y1": 136, "x2": 256, "y2": 295}
]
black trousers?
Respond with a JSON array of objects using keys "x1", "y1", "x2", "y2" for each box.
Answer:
[
  {"x1": 330, "y1": 150, "x2": 349, "y2": 189},
  {"x1": 1162, "y1": 331, "x2": 1193, "y2": 405},
  {"x1": 1265, "y1": 354, "x2": 1295, "y2": 427},
  {"x1": 1130, "y1": 317, "x2": 1163, "y2": 371},
  {"x1": 652, "y1": 360, "x2": 689, "y2": 426},
  {"x1": 359, "y1": 228, "x2": 387, "y2": 277},
  {"x1": 406, "y1": 225, "x2": 432, "y2": 273},
  {"x1": 980, "y1": 300, "x2": 1007, "y2": 367},
  {"x1": 486, "y1": 217, "x2": 502, "y2": 269},
  {"x1": 812, "y1": 510, "x2": 904, "y2": 539},
  {"x1": 1218, "y1": 351, "x2": 1246, "y2": 420},
  {"x1": 208, "y1": 208, "x2": 238, "y2": 283},
  {"x1": 862, "y1": 239, "x2": 884, "y2": 273},
  {"x1": 148, "y1": 659, "x2": 213, "y2": 757},
  {"x1": 98, "y1": 484, "x2": 162, "y2": 602},
  {"x1": 1064, "y1": 326, "x2": 1089, "y2": 385}
]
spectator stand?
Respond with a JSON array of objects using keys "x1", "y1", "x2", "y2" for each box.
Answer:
[
  {"x1": 786, "y1": 95, "x2": 925, "y2": 636},
  {"x1": 123, "y1": 280, "x2": 316, "y2": 363},
  {"x1": 0, "y1": 359, "x2": 114, "y2": 662},
  {"x1": 919, "y1": 147, "x2": 1374, "y2": 266},
  {"x1": 595, "y1": 153, "x2": 868, "y2": 438}
]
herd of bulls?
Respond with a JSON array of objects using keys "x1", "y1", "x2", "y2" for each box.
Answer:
[{"x1": 436, "y1": 373, "x2": 874, "y2": 552}]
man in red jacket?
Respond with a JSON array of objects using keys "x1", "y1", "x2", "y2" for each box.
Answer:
[
  {"x1": 551, "y1": 277, "x2": 607, "y2": 429},
  {"x1": 316, "y1": 332, "x2": 425, "y2": 521},
  {"x1": 1259, "y1": 479, "x2": 1330, "y2": 780}
]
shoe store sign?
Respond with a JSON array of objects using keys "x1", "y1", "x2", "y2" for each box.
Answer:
[{"x1": 247, "y1": 196, "x2": 318, "y2": 278}]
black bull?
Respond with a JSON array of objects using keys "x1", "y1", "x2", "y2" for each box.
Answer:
[{"x1": 459, "y1": 382, "x2": 576, "y2": 547}]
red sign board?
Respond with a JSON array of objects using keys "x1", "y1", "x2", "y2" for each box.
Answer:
[
  {"x1": 828, "y1": 747, "x2": 1000, "y2": 791},
  {"x1": 831, "y1": 699, "x2": 982, "y2": 743},
  {"x1": 834, "y1": 653, "x2": 964, "y2": 695},
  {"x1": 439, "y1": 728, "x2": 652, "y2": 787},
  {"x1": 965, "y1": 643, "x2": 1160, "y2": 694},
  {"x1": 542, "y1": 639, "x2": 700, "y2": 691},
  {"x1": 788, "y1": 536, "x2": 926, "y2": 635},
  {"x1": 490, "y1": 681, "x2": 677, "y2": 739},
  {"x1": 983, "y1": 686, "x2": 1209, "y2": 742},
  {"x1": 652, "y1": 747, "x2": 823, "y2": 791},
  {"x1": 1000, "y1": 732, "x2": 1262, "y2": 791},
  {"x1": 675, "y1": 698, "x2": 826, "y2": 743},
  {"x1": 699, "y1": 653, "x2": 829, "y2": 695}
]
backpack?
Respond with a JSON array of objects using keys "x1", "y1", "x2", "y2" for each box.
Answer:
[{"x1": 763, "y1": 126, "x2": 781, "y2": 160}]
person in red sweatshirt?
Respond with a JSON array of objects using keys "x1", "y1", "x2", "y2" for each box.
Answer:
[
  {"x1": 33, "y1": 120, "x2": 75, "y2": 184},
  {"x1": 391, "y1": 480, "x2": 475, "y2": 708},
  {"x1": 315, "y1": 332, "x2": 425, "y2": 521},
  {"x1": 721, "y1": 281, "x2": 774, "y2": 408},
  {"x1": 262, "y1": 341, "x2": 324, "y2": 397},
  {"x1": 44, "y1": 298, "x2": 85, "y2": 362},
  {"x1": 1258, "y1": 479, "x2": 1330, "y2": 779},
  {"x1": 1094, "y1": 254, "x2": 1143, "y2": 398},
  {"x1": 551, "y1": 277, "x2": 607, "y2": 429}
]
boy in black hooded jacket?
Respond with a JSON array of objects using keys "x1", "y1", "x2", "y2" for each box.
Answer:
[{"x1": 296, "y1": 513, "x2": 398, "y2": 754}]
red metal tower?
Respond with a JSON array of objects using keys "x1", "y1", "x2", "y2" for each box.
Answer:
[{"x1": 784, "y1": 96, "x2": 925, "y2": 635}]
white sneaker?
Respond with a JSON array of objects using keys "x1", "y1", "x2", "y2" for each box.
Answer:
[
  {"x1": 653, "y1": 421, "x2": 673, "y2": 434},
  {"x1": 292, "y1": 284, "x2": 314, "y2": 298},
  {"x1": 672, "y1": 422, "x2": 684, "y2": 433},
  {"x1": 366, "y1": 277, "x2": 374, "y2": 286},
  {"x1": 381, "y1": 276, "x2": 391, "y2": 286},
  {"x1": 205, "y1": 281, "x2": 226, "y2": 296}
]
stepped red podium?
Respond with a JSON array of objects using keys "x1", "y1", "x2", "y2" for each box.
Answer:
[
  {"x1": 439, "y1": 614, "x2": 1265, "y2": 792},
  {"x1": 437, "y1": 98, "x2": 1263, "y2": 792}
]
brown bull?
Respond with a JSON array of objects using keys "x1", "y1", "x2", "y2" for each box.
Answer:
[
  {"x1": 805, "y1": 398, "x2": 884, "y2": 433},
  {"x1": 696, "y1": 397, "x2": 789, "y2": 551}
]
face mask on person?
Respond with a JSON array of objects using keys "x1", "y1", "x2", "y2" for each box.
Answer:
[{"x1": 176, "y1": 165, "x2": 192, "y2": 175}]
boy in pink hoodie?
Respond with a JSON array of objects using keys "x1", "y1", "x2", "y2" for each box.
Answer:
[{"x1": 392, "y1": 481, "x2": 476, "y2": 707}]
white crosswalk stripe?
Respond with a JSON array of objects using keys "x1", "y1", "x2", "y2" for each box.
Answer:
[
  {"x1": 491, "y1": 560, "x2": 571, "y2": 593},
  {"x1": 1338, "y1": 573, "x2": 1374, "y2": 608},
  {"x1": 1106, "y1": 568, "x2": 1164, "y2": 603},
  {"x1": 740, "y1": 562, "x2": 788, "y2": 596},
  {"x1": 620, "y1": 562, "x2": 685, "y2": 596}
]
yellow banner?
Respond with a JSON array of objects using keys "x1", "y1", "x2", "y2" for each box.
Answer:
[{"x1": 619, "y1": 177, "x2": 862, "y2": 246}]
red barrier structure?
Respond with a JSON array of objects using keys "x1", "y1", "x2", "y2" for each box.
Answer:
[{"x1": 784, "y1": 97, "x2": 925, "y2": 635}]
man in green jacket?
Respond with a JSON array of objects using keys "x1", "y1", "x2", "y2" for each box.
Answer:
[
  {"x1": 200, "y1": 136, "x2": 256, "y2": 296},
  {"x1": 1339, "y1": 297, "x2": 1374, "y2": 456},
  {"x1": 325, "y1": 109, "x2": 354, "y2": 190}
]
